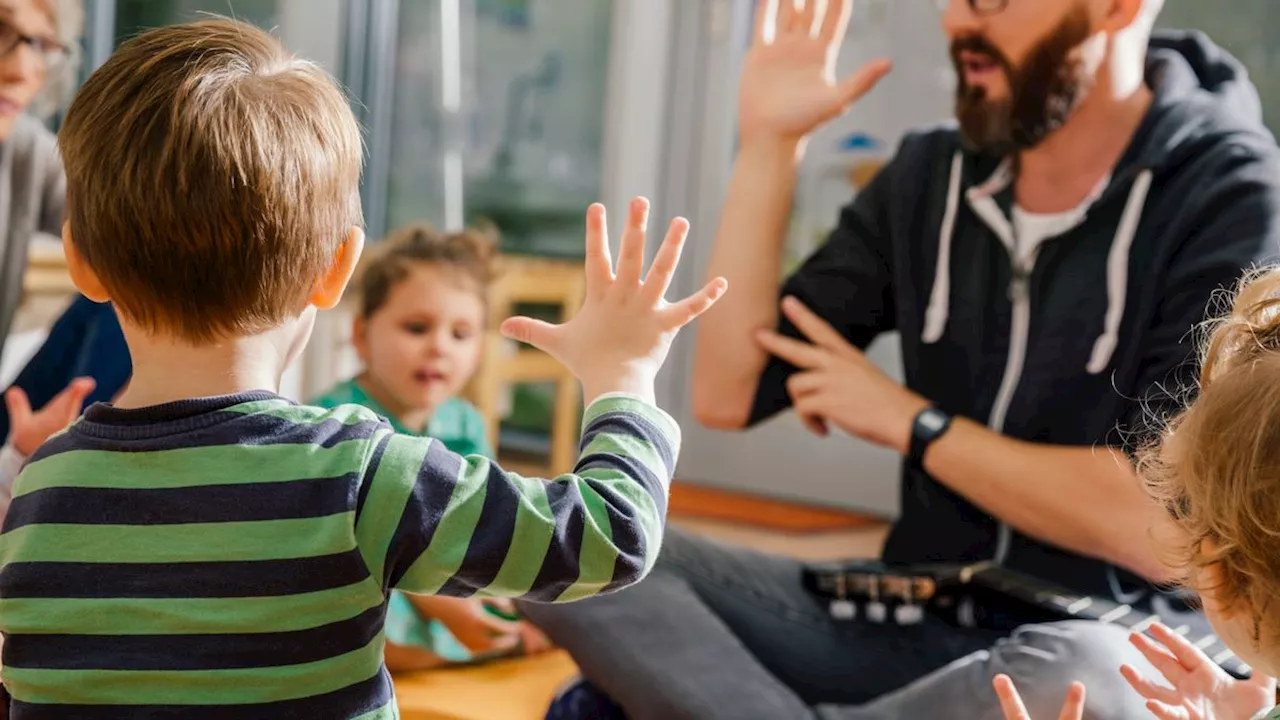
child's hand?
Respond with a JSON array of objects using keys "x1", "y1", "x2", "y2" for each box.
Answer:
[
  {"x1": 1121, "y1": 622, "x2": 1276, "y2": 720},
  {"x1": 993, "y1": 674, "x2": 1086, "y2": 720},
  {"x1": 5, "y1": 378, "x2": 96, "y2": 457},
  {"x1": 500, "y1": 198, "x2": 728, "y2": 404},
  {"x1": 408, "y1": 595, "x2": 549, "y2": 657}
]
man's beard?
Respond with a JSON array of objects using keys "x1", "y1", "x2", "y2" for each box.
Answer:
[{"x1": 952, "y1": 6, "x2": 1095, "y2": 155}]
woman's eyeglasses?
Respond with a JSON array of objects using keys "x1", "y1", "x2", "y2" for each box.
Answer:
[{"x1": 0, "y1": 20, "x2": 69, "y2": 73}]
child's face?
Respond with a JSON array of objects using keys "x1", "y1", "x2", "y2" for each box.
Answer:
[{"x1": 355, "y1": 264, "x2": 486, "y2": 419}]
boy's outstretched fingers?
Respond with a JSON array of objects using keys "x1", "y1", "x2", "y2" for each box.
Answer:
[
  {"x1": 642, "y1": 216, "x2": 691, "y2": 304},
  {"x1": 583, "y1": 203, "x2": 613, "y2": 295},
  {"x1": 615, "y1": 197, "x2": 650, "y2": 287},
  {"x1": 660, "y1": 277, "x2": 729, "y2": 329},
  {"x1": 499, "y1": 316, "x2": 561, "y2": 357}
]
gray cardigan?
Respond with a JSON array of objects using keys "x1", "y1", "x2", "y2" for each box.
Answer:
[{"x1": 0, "y1": 114, "x2": 66, "y2": 357}]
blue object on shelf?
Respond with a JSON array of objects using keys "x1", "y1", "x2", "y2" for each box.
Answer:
[{"x1": 836, "y1": 132, "x2": 882, "y2": 151}]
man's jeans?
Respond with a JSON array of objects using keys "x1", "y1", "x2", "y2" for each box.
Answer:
[{"x1": 520, "y1": 528, "x2": 1160, "y2": 720}]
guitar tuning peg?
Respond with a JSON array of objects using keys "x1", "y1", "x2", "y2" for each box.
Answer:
[
  {"x1": 866, "y1": 601, "x2": 887, "y2": 623},
  {"x1": 894, "y1": 603, "x2": 924, "y2": 625},
  {"x1": 829, "y1": 599, "x2": 857, "y2": 621}
]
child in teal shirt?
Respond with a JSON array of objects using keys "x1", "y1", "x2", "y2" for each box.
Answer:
[{"x1": 312, "y1": 223, "x2": 550, "y2": 670}]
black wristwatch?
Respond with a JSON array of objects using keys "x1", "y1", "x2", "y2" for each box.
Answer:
[{"x1": 908, "y1": 406, "x2": 952, "y2": 471}]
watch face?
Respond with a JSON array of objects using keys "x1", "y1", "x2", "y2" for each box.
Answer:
[{"x1": 918, "y1": 409, "x2": 947, "y2": 433}]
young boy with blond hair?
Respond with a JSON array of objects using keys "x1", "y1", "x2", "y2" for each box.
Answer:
[{"x1": 0, "y1": 17, "x2": 725, "y2": 717}]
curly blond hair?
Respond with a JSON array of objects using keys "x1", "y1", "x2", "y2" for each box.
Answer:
[{"x1": 1138, "y1": 267, "x2": 1280, "y2": 638}]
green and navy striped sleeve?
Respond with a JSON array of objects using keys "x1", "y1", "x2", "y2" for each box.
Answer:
[{"x1": 358, "y1": 393, "x2": 680, "y2": 603}]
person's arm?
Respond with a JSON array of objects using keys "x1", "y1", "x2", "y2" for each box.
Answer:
[
  {"x1": 925, "y1": 161, "x2": 1280, "y2": 584},
  {"x1": 690, "y1": 139, "x2": 801, "y2": 429},
  {"x1": 694, "y1": 153, "x2": 899, "y2": 430},
  {"x1": 923, "y1": 423, "x2": 1177, "y2": 582},
  {"x1": 364, "y1": 393, "x2": 679, "y2": 602},
  {"x1": 690, "y1": 0, "x2": 890, "y2": 430}
]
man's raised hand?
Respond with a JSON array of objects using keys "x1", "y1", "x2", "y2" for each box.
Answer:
[{"x1": 738, "y1": 0, "x2": 891, "y2": 146}]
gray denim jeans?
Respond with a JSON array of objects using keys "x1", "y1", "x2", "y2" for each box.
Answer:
[{"x1": 520, "y1": 528, "x2": 1160, "y2": 720}]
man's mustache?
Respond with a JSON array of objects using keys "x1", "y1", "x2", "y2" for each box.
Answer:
[{"x1": 950, "y1": 35, "x2": 1010, "y2": 72}]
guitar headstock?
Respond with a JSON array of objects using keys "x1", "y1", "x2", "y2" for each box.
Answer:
[{"x1": 802, "y1": 561, "x2": 989, "y2": 625}]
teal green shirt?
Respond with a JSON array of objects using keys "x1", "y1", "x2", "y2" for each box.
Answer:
[{"x1": 311, "y1": 378, "x2": 493, "y2": 458}]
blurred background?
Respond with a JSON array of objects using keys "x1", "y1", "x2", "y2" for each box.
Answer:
[{"x1": 11, "y1": 0, "x2": 1280, "y2": 519}]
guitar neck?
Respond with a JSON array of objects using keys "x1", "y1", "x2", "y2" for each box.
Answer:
[{"x1": 969, "y1": 566, "x2": 1251, "y2": 678}]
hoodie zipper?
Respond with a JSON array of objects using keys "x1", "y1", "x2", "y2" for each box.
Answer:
[
  {"x1": 989, "y1": 260, "x2": 1033, "y2": 564},
  {"x1": 988, "y1": 263, "x2": 1032, "y2": 435}
]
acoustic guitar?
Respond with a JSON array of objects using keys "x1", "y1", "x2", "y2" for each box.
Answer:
[{"x1": 802, "y1": 559, "x2": 1252, "y2": 679}]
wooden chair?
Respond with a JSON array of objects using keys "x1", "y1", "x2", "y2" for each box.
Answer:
[{"x1": 468, "y1": 256, "x2": 585, "y2": 477}]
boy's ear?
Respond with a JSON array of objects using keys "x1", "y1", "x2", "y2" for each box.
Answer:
[
  {"x1": 62, "y1": 222, "x2": 111, "y2": 303},
  {"x1": 311, "y1": 226, "x2": 365, "y2": 310}
]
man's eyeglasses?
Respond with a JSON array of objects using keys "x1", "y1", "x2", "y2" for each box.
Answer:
[
  {"x1": 934, "y1": 0, "x2": 1009, "y2": 15},
  {"x1": 0, "y1": 20, "x2": 69, "y2": 72}
]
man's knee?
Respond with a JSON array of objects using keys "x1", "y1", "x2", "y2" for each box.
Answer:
[{"x1": 991, "y1": 622, "x2": 1151, "y2": 720}]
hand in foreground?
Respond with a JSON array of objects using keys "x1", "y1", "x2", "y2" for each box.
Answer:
[
  {"x1": 739, "y1": 0, "x2": 891, "y2": 145},
  {"x1": 501, "y1": 198, "x2": 728, "y2": 404},
  {"x1": 5, "y1": 377, "x2": 96, "y2": 457},
  {"x1": 755, "y1": 296, "x2": 927, "y2": 450},
  {"x1": 1121, "y1": 622, "x2": 1276, "y2": 720},
  {"x1": 994, "y1": 674, "x2": 1086, "y2": 720}
]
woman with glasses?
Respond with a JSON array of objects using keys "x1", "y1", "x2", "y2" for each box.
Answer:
[
  {"x1": 0, "y1": 0, "x2": 77, "y2": 351},
  {"x1": 0, "y1": 2, "x2": 130, "y2": 506}
]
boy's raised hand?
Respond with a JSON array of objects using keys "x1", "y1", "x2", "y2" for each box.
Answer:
[
  {"x1": 501, "y1": 197, "x2": 728, "y2": 404},
  {"x1": 1121, "y1": 623, "x2": 1276, "y2": 720}
]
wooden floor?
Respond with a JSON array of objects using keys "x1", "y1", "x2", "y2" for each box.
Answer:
[
  {"x1": 673, "y1": 515, "x2": 888, "y2": 561},
  {"x1": 669, "y1": 481, "x2": 889, "y2": 561},
  {"x1": 669, "y1": 481, "x2": 881, "y2": 534},
  {"x1": 393, "y1": 484, "x2": 890, "y2": 720}
]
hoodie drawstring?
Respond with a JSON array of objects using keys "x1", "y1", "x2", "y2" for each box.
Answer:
[
  {"x1": 921, "y1": 152, "x2": 964, "y2": 344},
  {"x1": 1087, "y1": 169, "x2": 1153, "y2": 374}
]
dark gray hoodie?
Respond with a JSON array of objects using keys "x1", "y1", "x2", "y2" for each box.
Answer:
[{"x1": 751, "y1": 30, "x2": 1280, "y2": 605}]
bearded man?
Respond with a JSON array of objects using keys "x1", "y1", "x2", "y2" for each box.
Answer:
[{"x1": 521, "y1": 1, "x2": 1280, "y2": 718}]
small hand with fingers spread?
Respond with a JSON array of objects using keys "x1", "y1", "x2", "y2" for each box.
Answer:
[
  {"x1": 5, "y1": 378, "x2": 96, "y2": 457},
  {"x1": 739, "y1": 0, "x2": 891, "y2": 145},
  {"x1": 1121, "y1": 623, "x2": 1276, "y2": 720},
  {"x1": 993, "y1": 674, "x2": 1086, "y2": 720},
  {"x1": 500, "y1": 198, "x2": 728, "y2": 404}
]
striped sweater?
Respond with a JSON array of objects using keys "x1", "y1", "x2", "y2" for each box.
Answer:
[{"x1": 0, "y1": 390, "x2": 679, "y2": 718}]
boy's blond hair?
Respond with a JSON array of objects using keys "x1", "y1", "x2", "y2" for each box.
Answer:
[
  {"x1": 58, "y1": 18, "x2": 363, "y2": 343},
  {"x1": 1139, "y1": 267, "x2": 1280, "y2": 639}
]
